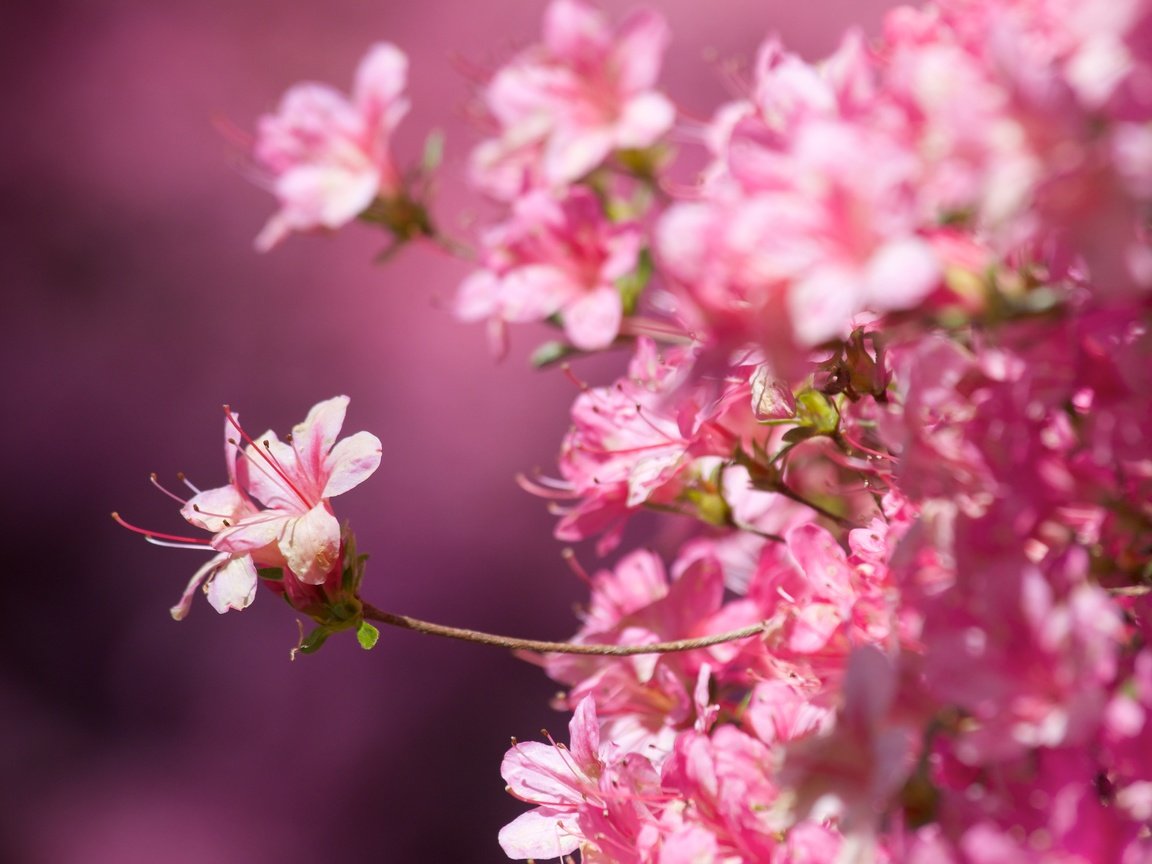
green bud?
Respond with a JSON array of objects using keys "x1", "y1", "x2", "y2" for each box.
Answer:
[{"x1": 795, "y1": 388, "x2": 840, "y2": 436}]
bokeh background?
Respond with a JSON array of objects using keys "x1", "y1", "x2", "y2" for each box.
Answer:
[{"x1": 3, "y1": 1, "x2": 893, "y2": 861}]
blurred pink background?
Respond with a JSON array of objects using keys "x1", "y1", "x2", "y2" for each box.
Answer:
[{"x1": 3, "y1": 1, "x2": 893, "y2": 860}]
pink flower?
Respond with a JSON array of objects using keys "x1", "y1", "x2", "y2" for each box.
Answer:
[
  {"x1": 253, "y1": 43, "x2": 409, "y2": 250},
  {"x1": 499, "y1": 696, "x2": 662, "y2": 861},
  {"x1": 499, "y1": 697, "x2": 604, "y2": 860},
  {"x1": 659, "y1": 726, "x2": 782, "y2": 860},
  {"x1": 455, "y1": 187, "x2": 640, "y2": 351},
  {"x1": 658, "y1": 37, "x2": 943, "y2": 358},
  {"x1": 774, "y1": 647, "x2": 919, "y2": 850},
  {"x1": 527, "y1": 338, "x2": 755, "y2": 551},
  {"x1": 208, "y1": 396, "x2": 382, "y2": 586},
  {"x1": 117, "y1": 397, "x2": 381, "y2": 619},
  {"x1": 470, "y1": 0, "x2": 674, "y2": 198},
  {"x1": 544, "y1": 549, "x2": 761, "y2": 755}
]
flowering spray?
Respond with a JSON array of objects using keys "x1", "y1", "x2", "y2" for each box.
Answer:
[{"x1": 119, "y1": 0, "x2": 1152, "y2": 860}]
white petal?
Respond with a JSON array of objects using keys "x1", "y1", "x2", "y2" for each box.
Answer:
[
  {"x1": 170, "y1": 553, "x2": 228, "y2": 621},
  {"x1": 280, "y1": 504, "x2": 341, "y2": 585},
  {"x1": 498, "y1": 808, "x2": 582, "y2": 860},
  {"x1": 205, "y1": 555, "x2": 259, "y2": 614},
  {"x1": 322, "y1": 431, "x2": 383, "y2": 497}
]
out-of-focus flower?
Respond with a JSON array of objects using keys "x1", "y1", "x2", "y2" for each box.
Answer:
[
  {"x1": 253, "y1": 43, "x2": 409, "y2": 250},
  {"x1": 455, "y1": 187, "x2": 641, "y2": 352},
  {"x1": 470, "y1": 0, "x2": 674, "y2": 198}
]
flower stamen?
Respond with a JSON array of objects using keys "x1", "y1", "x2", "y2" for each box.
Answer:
[{"x1": 223, "y1": 405, "x2": 313, "y2": 507}]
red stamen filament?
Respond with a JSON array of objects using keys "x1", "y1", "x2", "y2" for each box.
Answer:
[
  {"x1": 561, "y1": 548, "x2": 593, "y2": 586},
  {"x1": 223, "y1": 405, "x2": 312, "y2": 507},
  {"x1": 111, "y1": 512, "x2": 206, "y2": 546},
  {"x1": 561, "y1": 363, "x2": 589, "y2": 391}
]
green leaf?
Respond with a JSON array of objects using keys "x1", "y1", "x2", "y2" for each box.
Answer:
[
  {"x1": 357, "y1": 621, "x2": 380, "y2": 651},
  {"x1": 422, "y1": 129, "x2": 445, "y2": 172},
  {"x1": 616, "y1": 249, "x2": 653, "y2": 316},
  {"x1": 257, "y1": 567, "x2": 283, "y2": 582},
  {"x1": 531, "y1": 340, "x2": 575, "y2": 368}
]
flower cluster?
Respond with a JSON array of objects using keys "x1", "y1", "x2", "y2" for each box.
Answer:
[
  {"x1": 130, "y1": 0, "x2": 1152, "y2": 859},
  {"x1": 468, "y1": 0, "x2": 1152, "y2": 858}
]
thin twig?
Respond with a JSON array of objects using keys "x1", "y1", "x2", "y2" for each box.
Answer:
[
  {"x1": 773, "y1": 482, "x2": 856, "y2": 528},
  {"x1": 361, "y1": 603, "x2": 769, "y2": 655}
]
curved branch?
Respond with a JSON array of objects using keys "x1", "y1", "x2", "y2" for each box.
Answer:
[{"x1": 361, "y1": 603, "x2": 769, "y2": 656}]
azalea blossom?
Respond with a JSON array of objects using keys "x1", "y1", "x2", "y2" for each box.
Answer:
[
  {"x1": 470, "y1": 0, "x2": 674, "y2": 198},
  {"x1": 253, "y1": 43, "x2": 409, "y2": 250},
  {"x1": 207, "y1": 396, "x2": 382, "y2": 586},
  {"x1": 455, "y1": 187, "x2": 641, "y2": 352},
  {"x1": 117, "y1": 397, "x2": 381, "y2": 618},
  {"x1": 499, "y1": 696, "x2": 662, "y2": 861}
]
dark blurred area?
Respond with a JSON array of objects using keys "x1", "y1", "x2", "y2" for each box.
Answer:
[{"x1": 0, "y1": 1, "x2": 892, "y2": 861}]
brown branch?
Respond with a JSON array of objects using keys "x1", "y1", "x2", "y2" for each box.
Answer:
[{"x1": 361, "y1": 603, "x2": 769, "y2": 656}]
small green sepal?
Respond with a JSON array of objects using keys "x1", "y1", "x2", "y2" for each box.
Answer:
[
  {"x1": 295, "y1": 626, "x2": 332, "y2": 656},
  {"x1": 782, "y1": 426, "x2": 817, "y2": 444}
]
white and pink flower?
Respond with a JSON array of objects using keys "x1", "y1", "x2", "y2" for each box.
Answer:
[
  {"x1": 470, "y1": 0, "x2": 674, "y2": 199},
  {"x1": 117, "y1": 397, "x2": 381, "y2": 618},
  {"x1": 456, "y1": 187, "x2": 641, "y2": 352},
  {"x1": 253, "y1": 43, "x2": 409, "y2": 250}
]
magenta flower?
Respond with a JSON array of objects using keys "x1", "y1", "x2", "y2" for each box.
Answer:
[
  {"x1": 470, "y1": 0, "x2": 674, "y2": 198},
  {"x1": 253, "y1": 43, "x2": 409, "y2": 250}
]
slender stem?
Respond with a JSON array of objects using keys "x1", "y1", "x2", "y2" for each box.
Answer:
[
  {"x1": 773, "y1": 482, "x2": 856, "y2": 528},
  {"x1": 361, "y1": 603, "x2": 769, "y2": 656},
  {"x1": 1109, "y1": 585, "x2": 1151, "y2": 597}
]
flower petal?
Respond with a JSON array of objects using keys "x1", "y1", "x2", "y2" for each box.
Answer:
[
  {"x1": 354, "y1": 43, "x2": 408, "y2": 115},
  {"x1": 500, "y1": 265, "x2": 574, "y2": 321},
  {"x1": 181, "y1": 484, "x2": 250, "y2": 533},
  {"x1": 563, "y1": 284, "x2": 622, "y2": 351},
  {"x1": 170, "y1": 553, "x2": 229, "y2": 621},
  {"x1": 213, "y1": 510, "x2": 288, "y2": 554},
  {"x1": 279, "y1": 503, "x2": 341, "y2": 585},
  {"x1": 615, "y1": 92, "x2": 675, "y2": 149},
  {"x1": 245, "y1": 434, "x2": 311, "y2": 510},
  {"x1": 205, "y1": 555, "x2": 259, "y2": 614},
  {"x1": 498, "y1": 807, "x2": 582, "y2": 860},
  {"x1": 567, "y1": 696, "x2": 601, "y2": 769},
  {"x1": 322, "y1": 431, "x2": 383, "y2": 497},
  {"x1": 502, "y1": 741, "x2": 588, "y2": 806},
  {"x1": 292, "y1": 396, "x2": 349, "y2": 487},
  {"x1": 612, "y1": 8, "x2": 671, "y2": 94}
]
